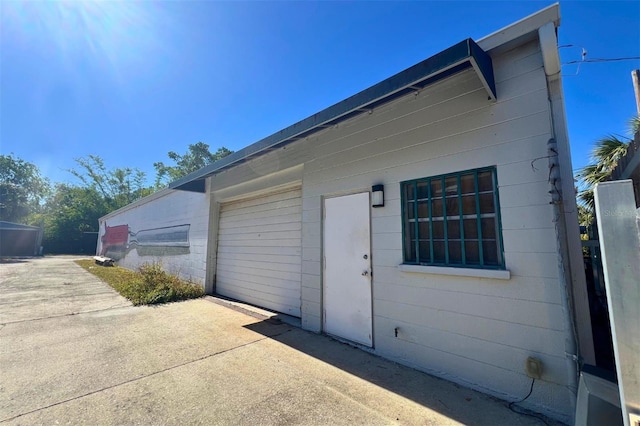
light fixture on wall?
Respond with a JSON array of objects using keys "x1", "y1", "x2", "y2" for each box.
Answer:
[{"x1": 372, "y1": 184, "x2": 384, "y2": 208}]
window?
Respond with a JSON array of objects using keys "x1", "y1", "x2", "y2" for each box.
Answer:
[{"x1": 401, "y1": 167, "x2": 504, "y2": 269}]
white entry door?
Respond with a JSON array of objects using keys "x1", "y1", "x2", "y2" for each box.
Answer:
[{"x1": 324, "y1": 192, "x2": 372, "y2": 347}]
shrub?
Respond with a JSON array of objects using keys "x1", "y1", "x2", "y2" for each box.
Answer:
[{"x1": 76, "y1": 259, "x2": 204, "y2": 305}]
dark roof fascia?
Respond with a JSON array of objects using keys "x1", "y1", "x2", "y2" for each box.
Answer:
[
  {"x1": 0, "y1": 221, "x2": 41, "y2": 231},
  {"x1": 170, "y1": 38, "x2": 495, "y2": 192}
]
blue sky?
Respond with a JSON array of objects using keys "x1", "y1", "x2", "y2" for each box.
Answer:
[{"x1": 1, "y1": 1, "x2": 639, "y2": 186}]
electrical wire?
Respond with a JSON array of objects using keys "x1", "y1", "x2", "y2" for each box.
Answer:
[
  {"x1": 560, "y1": 46, "x2": 588, "y2": 76},
  {"x1": 509, "y1": 378, "x2": 535, "y2": 409},
  {"x1": 559, "y1": 43, "x2": 639, "y2": 77},
  {"x1": 564, "y1": 56, "x2": 640, "y2": 65},
  {"x1": 507, "y1": 378, "x2": 551, "y2": 426}
]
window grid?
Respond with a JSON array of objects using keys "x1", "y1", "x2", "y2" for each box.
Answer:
[
  {"x1": 427, "y1": 180, "x2": 434, "y2": 263},
  {"x1": 474, "y1": 171, "x2": 484, "y2": 266},
  {"x1": 402, "y1": 167, "x2": 504, "y2": 269},
  {"x1": 442, "y1": 175, "x2": 449, "y2": 265},
  {"x1": 413, "y1": 180, "x2": 419, "y2": 263},
  {"x1": 458, "y1": 174, "x2": 466, "y2": 264}
]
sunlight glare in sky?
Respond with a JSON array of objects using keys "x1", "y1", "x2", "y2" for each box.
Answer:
[
  {"x1": 3, "y1": 0, "x2": 170, "y2": 85},
  {"x1": 1, "y1": 1, "x2": 637, "y2": 185}
]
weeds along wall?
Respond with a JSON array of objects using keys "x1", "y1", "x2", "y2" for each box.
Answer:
[{"x1": 97, "y1": 188, "x2": 210, "y2": 286}]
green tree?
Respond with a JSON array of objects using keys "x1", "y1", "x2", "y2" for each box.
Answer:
[
  {"x1": 34, "y1": 184, "x2": 108, "y2": 253},
  {"x1": 154, "y1": 142, "x2": 233, "y2": 187},
  {"x1": 68, "y1": 155, "x2": 153, "y2": 210},
  {"x1": 577, "y1": 204, "x2": 594, "y2": 228},
  {"x1": 630, "y1": 115, "x2": 640, "y2": 135},
  {"x1": 576, "y1": 136, "x2": 629, "y2": 213},
  {"x1": 0, "y1": 154, "x2": 50, "y2": 222},
  {"x1": 575, "y1": 113, "x2": 639, "y2": 222}
]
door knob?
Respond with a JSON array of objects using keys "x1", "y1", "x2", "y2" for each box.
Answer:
[{"x1": 362, "y1": 270, "x2": 369, "y2": 276}]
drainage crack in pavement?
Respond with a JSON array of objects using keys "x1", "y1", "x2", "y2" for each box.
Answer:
[
  {"x1": 0, "y1": 293, "x2": 119, "y2": 306},
  {"x1": 0, "y1": 329, "x2": 291, "y2": 423},
  {"x1": 0, "y1": 305, "x2": 132, "y2": 325}
]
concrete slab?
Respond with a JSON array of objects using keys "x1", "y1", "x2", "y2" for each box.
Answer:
[
  {"x1": 0, "y1": 256, "x2": 131, "y2": 324},
  {"x1": 0, "y1": 256, "x2": 558, "y2": 425}
]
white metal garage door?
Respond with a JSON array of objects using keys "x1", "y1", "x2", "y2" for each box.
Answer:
[{"x1": 216, "y1": 187, "x2": 302, "y2": 317}]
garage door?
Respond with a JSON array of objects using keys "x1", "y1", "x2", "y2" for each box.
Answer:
[{"x1": 216, "y1": 187, "x2": 302, "y2": 317}]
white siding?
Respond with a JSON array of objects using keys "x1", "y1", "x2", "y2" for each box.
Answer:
[
  {"x1": 299, "y1": 40, "x2": 570, "y2": 421},
  {"x1": 216, "y1": 187, "x2": 302, "y2": 317},
  {"x1": 97, "y1": 190, "x2": 210, "y2": 286},
  {"x1": 202, "y1": 39, "x2": 573, "y2": 422}
]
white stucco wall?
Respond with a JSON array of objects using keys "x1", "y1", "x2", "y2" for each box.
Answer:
[{"x1": 97, "y1": 189, "x2": 210, "y2": 286}]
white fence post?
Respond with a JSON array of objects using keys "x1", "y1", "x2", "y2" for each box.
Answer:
[{"x1": 594, "y1": 180, "x2": 640, "y2": 426}]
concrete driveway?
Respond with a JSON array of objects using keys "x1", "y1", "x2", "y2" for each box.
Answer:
[{"x1": 0, "y1": 256, "x2": 552, "y2": 425}]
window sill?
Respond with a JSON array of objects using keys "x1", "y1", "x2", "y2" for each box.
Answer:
[{"x1": 397, "y1": 264, "x2": 511, "y2": 280}]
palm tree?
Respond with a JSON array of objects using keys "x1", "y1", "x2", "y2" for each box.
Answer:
[
  {"x1": 576, "y1": 113, "x2": 639, "y2": 216},
  {"x1": 630, "y1": 115, "x2": 640, "y2": 135},
  {"x1": 576, "y1": 135, "x2": 629, "y2": 213}
]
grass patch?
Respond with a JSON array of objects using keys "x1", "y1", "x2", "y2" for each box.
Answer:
[{"x1": 76, "y1": 259, "x2": 204, "y2": 305}]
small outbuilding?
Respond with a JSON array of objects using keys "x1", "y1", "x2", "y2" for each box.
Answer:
[
  {"x1": 97, "y1": 5, "x2": 593, "y2": 423},
  {"x1": 0, "y1": 221, "x2": 43, "y2": 257}
]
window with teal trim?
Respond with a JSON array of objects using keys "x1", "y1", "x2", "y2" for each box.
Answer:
[{"x1": 401, "y1": 167, "x2": 504, "y2": 269}]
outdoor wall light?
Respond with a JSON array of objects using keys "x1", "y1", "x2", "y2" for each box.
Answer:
[{"x1": 371, "y1": 184, "x2": 384, "y2": 208}]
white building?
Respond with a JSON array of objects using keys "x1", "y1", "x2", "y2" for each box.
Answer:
[{"x1": 97, "y1": 5, "x2": 593, "y2": 422}]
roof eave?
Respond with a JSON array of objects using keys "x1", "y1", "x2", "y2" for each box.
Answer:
[
  {"x1": 0, "y1": 221, "x2": 41, "y2": 231},
  {"x1": 477, "y1": 3, "x2": 560, "y2": 53},
  {"x1": 169, "y1": 38, "x2": 495, "y2": 192}
]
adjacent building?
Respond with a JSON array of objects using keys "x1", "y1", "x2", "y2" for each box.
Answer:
[{"x1": 0, "y1": 221, "x2": 43, "y2": 257}]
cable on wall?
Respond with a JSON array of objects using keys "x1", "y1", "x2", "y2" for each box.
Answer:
[{"x1": 508, "y1": 378, "x2": 550, "y2": 426}]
